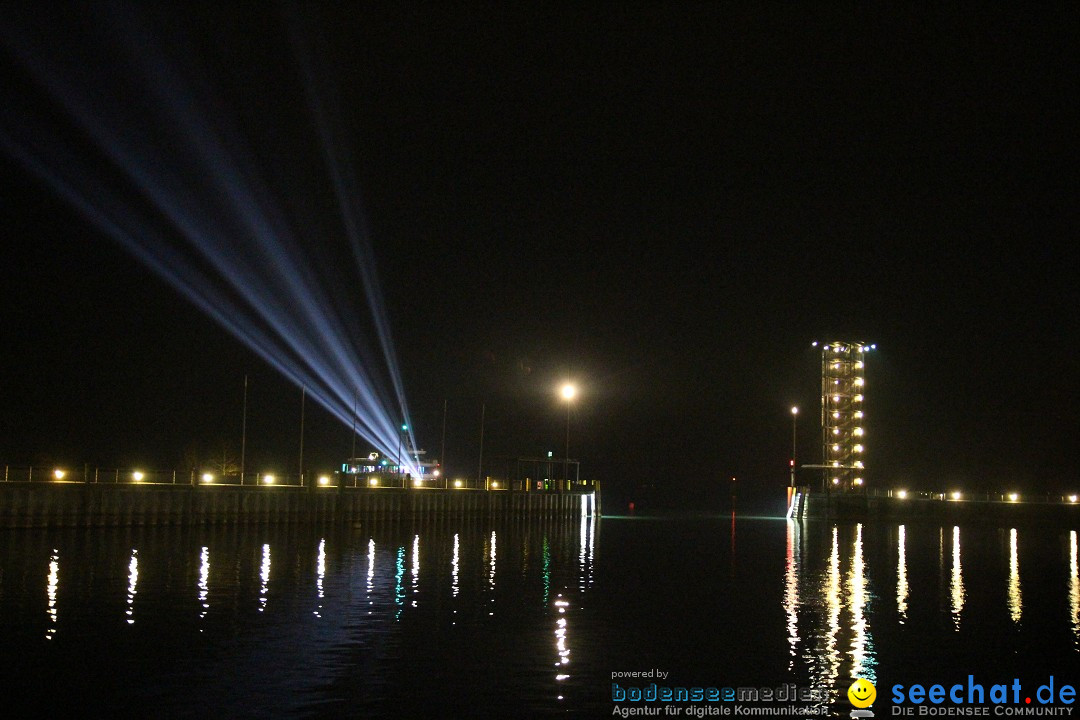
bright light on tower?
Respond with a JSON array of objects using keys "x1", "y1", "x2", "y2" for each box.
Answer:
[{"x1": 561, "y1": 383, "x2": 576, "y2": 401}]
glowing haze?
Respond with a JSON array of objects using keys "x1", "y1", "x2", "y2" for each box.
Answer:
[{"x1": 0, "y1": 4, "x2": 422, "y2": 476}]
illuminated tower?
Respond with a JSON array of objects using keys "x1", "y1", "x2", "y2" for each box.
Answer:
[{"x1": 817, "y1": 341, "x2": 875, "y2": 490}]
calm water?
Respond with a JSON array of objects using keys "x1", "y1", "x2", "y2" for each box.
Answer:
[{"x1": 1, "y1": 513, "x2": 1078, "y2": 718}]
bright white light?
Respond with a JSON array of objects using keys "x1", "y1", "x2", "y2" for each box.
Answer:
[
  {"x1": 1068, "y1": 495, "x2": 1078, "y2": 503},
  {"x1": 832, "y1": 461, "x2": 840, "y2": 467},
  {"x1": 854, "y1": 411, "x2": 864, "y2": 419},
  {"x1": 132, "y1": 471, "x2": 144, "y2": 482},
  {"x1": 263, "y1": 474, "x2": 275, "y2": 484},
  {"x1": 951, "y1": 491, "x2": 962, "y2": 500},
  {"x1": 854, "y1": 444, "x2": 864, "y2": 453},
  {"x1": 1008, "y1": 493, "x2": 1019, "y2": 502},
  {"x1": 454, "y1": 480, "x2": 463, "y2": 488},
  {"x1": 561, "y1": 384, "x2": 576, "y2": 401},
  {"x1": 833, "y1": 412, "x2": 840, "y2": 419},
  {"x1": 897, "y1": 490, "x2": 908, "y2": 499},
  {"x1": 53, "y1": 469, "x2": 65, "y2": 480},
  {"x1": 855, "y1": 361, "x2": 864, "y2": 369},
  {"x1": 833, "y1": 395, "x2": 841, "y2": 403},
  {"x1": 854, "y1": 377, "x2": 865, "y2": 387},
  {"x1": 413, "y1": 478, "x2": 422, "y2": 487},
  {"x1": 854, "y1": 394, "x2": 864, "y2": 402},
  {"x1": 854, "y1": 478, "x2": 863, "y2": 486},
  {"x1": 318, "y1": 476, "x2": 330, "y2": 486},
  {"x1": 832, "y1": 444, "x2": 840, "y2": 452},
  {"x1": 433, "y1": 469, "x2": 440, "y2": 477},
  {"x1": 853, "y1": 427, "x2": 864, "y2": 436},
  {"x1": 791, "y1": 406, "x2": 798, "y2": 415},
  {"x1": 854, "y1": 461, "x2": 864, "y2": 468},
  {"x1": 832, "y1": 478, "x2": 840, "y2": 485},
  {"x1": 369, "y1": 478, "x2": 379, "y2": 487},
  {"x1": 833, "y1": 428, "x2": 840, "y2": 435},
  {"x1": 201, "y1": 473, "x2": 214, "y2": 483},
  {"x1": 491, "y1": 481, "x2": 499, "y2": 489}
]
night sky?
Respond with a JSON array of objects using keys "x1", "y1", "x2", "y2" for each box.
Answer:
[{"x1": 1, "y1": 4, "x2": 1076, "y2": 512}]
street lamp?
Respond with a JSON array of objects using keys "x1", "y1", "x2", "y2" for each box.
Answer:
[
  {"x1": 561, "y1": 383, "x2": 576, "y2": 488},
  {"x1": 790, "y1": 406, "x2": 798, "y2": 488}
]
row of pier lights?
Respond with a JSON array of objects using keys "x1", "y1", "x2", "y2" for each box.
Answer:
[
  {"x1": 886, "y1": 488, "x2": 1079, "y2": 504},
  {"x1": 5, "y1": 466, "x2": 573, "y2": 492}
]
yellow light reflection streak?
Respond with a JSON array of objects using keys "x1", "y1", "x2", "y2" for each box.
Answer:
[
  {"x1": 824, "y1": 526, "x2": 841, "y2": 688},
  {"x1": 411, "y1": 535, "x2": 420, "y2": 608},
  {"x1": 783, "y1": 520, "x2": 800, "y2": 669},
  {"x1": 259, "y1": 543, "x2": 271, "y2": 613},
  {"x1": 897, "y1": 525, "x2": 908, "y2": 624},
  {"x1": 452, "y1": 534, "x2": 460, "y2": 598},
  {"x1": 1069, "y1": 530, "x2": 1079, "y2": 645},
  {"x1": 46, "y1": 550, "x2": 59, "y2": 639},
  {"x1": 848, "y1": 523, "x2": 873, "y2": 681},
  {"x1": 125, "y1": 549, "x2": 138, "y2": 625},
  {"x1": 366, "y1": 539, "x2": 375, "y2": 614},
  {"x1": 1008, "y1": 528, "x2": 1021, "y2": 624},
  {"x1": 950, "y1": 526, "x2": 964, "y2": 630},
  {"x1": 198, "y1": 546, "x2": 209, "y2": 624},
  {"x1": 314, "y1": 538, "x2": 326, "y2": 617}
]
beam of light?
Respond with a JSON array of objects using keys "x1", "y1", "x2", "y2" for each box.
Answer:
[
  {"x1": 0, "y1": 6, "x2": 422, "y2": 477},
  {"x1": 897, "y1": 525, "x2": 908, "y2": 624}
]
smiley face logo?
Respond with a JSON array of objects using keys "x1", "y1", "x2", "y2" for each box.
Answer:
[{"x1": 848, "y1": 678, "x2": 876, "y2": 708}]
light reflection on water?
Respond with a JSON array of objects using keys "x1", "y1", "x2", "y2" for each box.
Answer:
[
  {"x1": 1070, "y1": 530, "x2": 1079, "y2": 645},
  {"x1": 951, "y1": 525, "x2": 964, "y2": 630},
  {"x1": 3, "y1": 513, "x2": 1079, "y2": 717},
  {"x1": 897, "y1": 524, "x2": 908, "y2": 623},
  {"x1": 1009, "y1": 527, "x2": 1022, "y2": 624}
]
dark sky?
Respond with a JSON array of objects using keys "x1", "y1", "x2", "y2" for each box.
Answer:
[{"x1": 1, "y1": 3, "x2": 1077, "y2": 510}]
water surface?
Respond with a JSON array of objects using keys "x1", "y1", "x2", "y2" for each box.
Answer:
[{"x1": 1, "y1": 514, "x2": 1077, "y2": 717}]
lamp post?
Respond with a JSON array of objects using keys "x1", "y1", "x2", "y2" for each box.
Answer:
[
  {"x1": 790, "y1": 406, "x2": 799, "y2": 488},
  {"x1": 561, "y1": 383, "x2": 576, "y2": 489}
]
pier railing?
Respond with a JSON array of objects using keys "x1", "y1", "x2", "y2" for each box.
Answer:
[{"x1": 0, "y1": 465, "x2": 600, "y2": 495}]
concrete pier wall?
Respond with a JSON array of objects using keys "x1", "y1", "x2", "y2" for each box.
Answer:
[
  {"x1": 0, "y1": 484, "x2": 598, "y2": 529},
  {"x1": 801, "y1": 491, "x2": 1080, "y2": 526}
]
